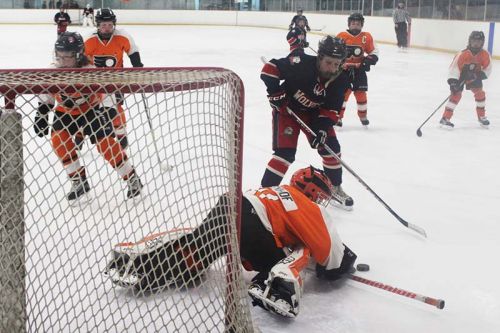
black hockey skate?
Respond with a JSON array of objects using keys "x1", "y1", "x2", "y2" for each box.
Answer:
[
  {"x1": 66, "y1": 176, "x2": 91, "y2": 201},
  {"x1": 360, "y1": 118, "x2": 370, "y2": 126},
  {"x1": 478, "y1": 116, "x2": 490, "y2": 129},
  {"x1": 248, "y1": 276, "x2": 298, "y2": 318},
  {"x1": 439, "y1": 117, "x2": 454, "y2": 129},
  {"x1": 331, "y1": 185, "x2": 354, "y2": 210},
  {"x1": 126, "y1": 173, "x2": 143, "y2": 199}
]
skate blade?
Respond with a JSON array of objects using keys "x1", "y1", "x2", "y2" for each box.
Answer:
[
  {"x1": 248, "y1": 289, "x2": 296, "y2": 318},
  {"x1": 68, "y1": 192, "x2": 93, "y2": 207},
  {"x1": 439, "y1": 124, "x2": 454, "y2": 130},
  {"x1": 479, "y1": 124, "x2": 490, "y2": 129}
]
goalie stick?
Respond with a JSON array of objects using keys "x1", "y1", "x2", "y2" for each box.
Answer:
[
  {"x1": 286, "y1": 107, "x2": 427, "y2": 238},
  {"x1": 348, "y1": 274, "x2": 445, "y2": 309}
]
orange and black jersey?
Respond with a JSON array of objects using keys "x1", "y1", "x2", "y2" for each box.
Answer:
[
  {"x1": 448, "y1": 48, "x2": 492, "y2": 81},
  {"x1": 337, "y1": 30, "x2": 379, "y2": 64},
  {"x1": 261, "y1": 54, "x2": 350, "y2": 123},
  {"x1": 244, "y1": 185, "x2": 345, "y2": 270},
  {"x1": 84, "y1": 29, "x2": 140, "y2": 68}
]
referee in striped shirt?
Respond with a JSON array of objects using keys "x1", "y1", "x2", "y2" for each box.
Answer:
[{"x1": 393, "y1": 2, "x2": 411, "y2": 49}]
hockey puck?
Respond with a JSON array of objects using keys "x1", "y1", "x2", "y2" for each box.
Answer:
[{"x1": 356, "y1": 264, "x2": 370, "y2": 272}]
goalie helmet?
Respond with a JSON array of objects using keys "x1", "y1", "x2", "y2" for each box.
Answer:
[
  {"x1": 317, "y1": 36, "x2": 347, "y2": 60},
  {"x1": 54, "y1": 32, "x2": 86, "y2": 68},
  {"x1": 468, "y1": 31, "x2": 485, "y2": 53},
  {"x1": 290, "y1": 166, "x2": 333, "y2": 206},
  {"x1": 95, "y1": 8, "x2": 116, "y2": 25},
  {"x1": 348, "y1": 13, "x2": 364, "y2": 26}
]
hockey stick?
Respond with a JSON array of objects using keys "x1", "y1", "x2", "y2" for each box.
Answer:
[
  {"x1": 310, "y1": 25, "x2": 326, "y2": 32},
  {"x1": 287, "y1": 107, "x2": 427, "y2": 237},
  {"x1": 415, "y1": 94, "x2": 450, "y2": 137},
  {"x1": 348, "y1": 274, "x2": 445, "y2": 309},
  {"x1": 141, "y1": 93, "x2": 173, "y2": 172},
  {"x1": 416, "y1": 79, "x2": 468, "y2": 137}
]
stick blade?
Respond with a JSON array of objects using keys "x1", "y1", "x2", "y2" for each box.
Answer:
[
  {"x1": 408, "y1": 223, "x2": 427, "y2": 238},
  {"x1": 416, "y1": 128, "x2": 423, "y2": 137}
]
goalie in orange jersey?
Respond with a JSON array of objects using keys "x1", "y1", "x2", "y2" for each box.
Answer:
[
  {"x1": 80, "y1": 8, "x2": 144, "y2": 151},
  {"x1": 336, "y1": 13, "x2": 379, "y2": 127},
  {"x1": 439, "y1": 31, "x2": 492, "y2": 129},
  {"x1": 33, "y1": 32, "x2": 143, "y2": 201},
  {"x1": 105, "y1": 166, "x2": 357, "y2": 318}
]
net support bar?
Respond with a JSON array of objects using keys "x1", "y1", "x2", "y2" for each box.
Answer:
[{"x1": 0, "y1": 109, "x2": 26, "y2": 333}]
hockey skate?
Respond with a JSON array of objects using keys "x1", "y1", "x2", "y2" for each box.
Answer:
[
  {"x1": 331, "y1": 185, "x2": 354, "y2": 210},
  {"x1": 248, "y1": 277, "x2": 298, "y2": 318},
  {"x1": 478, "y1": 116, "x2": 490, "y2": 129},
  {"x1": 360, "y1": 118, "x2": 370, "y2": 127},
  {"x1": 126, "y1": 173, "x2": 143, "y2": 199},
  {"x1": 66, "y1": 176, "x2": 91, "y2": 202},
  {"x1": 439, "y1": 117, "x2": 454, "y2": 129}
]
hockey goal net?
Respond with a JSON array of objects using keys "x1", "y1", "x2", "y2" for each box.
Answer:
[{"x1": 0, "y1": 67, "x2": 254, "y2": 332}]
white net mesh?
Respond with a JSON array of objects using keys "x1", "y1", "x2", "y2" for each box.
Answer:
[{"x1": 0, "y1": 67, "x2": 253, "y2": 332}]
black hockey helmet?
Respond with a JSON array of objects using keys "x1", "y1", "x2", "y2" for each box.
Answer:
[
  {"x1": 54, "y1": 32, "x2": 86, "y2": 67},
  {"x1": 348, "y1": 13, "x2": 364, "y2": 26},
  {"x1": 297, "y1": 7, "x2": 303, "y2": 14},
  {"x1": 317, "y1": 36, "x2": 347, "y2": 60},
  {"x1": 468, "y1": 31, "x2": 485, "y2": 52},
  {"x1": 95, "y1": 8, "x2": 116, "y2": 25},
  {"x1": 55, "y1": 31, "x2": 84, "y2": 53}
]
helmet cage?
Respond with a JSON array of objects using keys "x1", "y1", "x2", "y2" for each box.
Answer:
[{"x1": 291, "y1": 166, "x2": 333, "y2": 206}]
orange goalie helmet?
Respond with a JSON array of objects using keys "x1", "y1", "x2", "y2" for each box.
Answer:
[{"x1": 290, "y1": 166, "x2": 333, "y2": 206}]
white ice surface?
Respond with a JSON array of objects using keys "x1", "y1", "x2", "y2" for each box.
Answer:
[{"x1": 1, "y1": 24, "x2": 500, "y2": 332}]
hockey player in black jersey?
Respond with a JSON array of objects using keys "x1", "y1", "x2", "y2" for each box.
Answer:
[
  {"x1": 260, "y1": 36, "x2": 354, "y2": 210},
  {"x1": 289, "y1": 8, "x2": 310, "y2": 31},
  {"x1": 286, "y1": 16, "x2": 309, "y2": 55}
]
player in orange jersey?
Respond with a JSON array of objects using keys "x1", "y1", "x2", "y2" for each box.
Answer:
[
  {"x1": 336, "y1": 13, "x2": 379, "y2": 127},
  {"x1": 34, "y1": 32, "x2": 143, "y2": 201},
  {"x1": 105, "y1": 166, "x2": 357, "y2": 318},
  {"x1": 81, "y1": 8, "x2": 144, "y2": 150},
  {"x1": 439, "y1": 31, "x2": 492, "y2": 129}
]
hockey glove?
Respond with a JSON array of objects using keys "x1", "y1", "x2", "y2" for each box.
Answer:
[
  {"x1": 316, "y1": 244, "x2": 357, "y2": 281},
  {"x1": 447, "y1": 78, "x2": 463, "y2": 94},
  {"x1": 310, "y1": 116, "x2": 333, "y2": 149},
  {"x1": 267, "y1": 91, "x2": 288, "y2": 113},
  {"x1": 34, "y1": 103, "x2": 52, "y2": 137},
  {"x1": 303, "y1": 41, "x2": 309, "y2": 48},
  {"x1": 362, "y1": 55, "x2": 378, "y2": 72}
]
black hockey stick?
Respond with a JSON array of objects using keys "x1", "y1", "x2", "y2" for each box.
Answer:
[
  {"x1": 415, "y1": 94, "x2": 451, "y2": 137},
  {"x1": 416, "y1": 71, "x2": 471, "y2": 137},
  {"x1": 287, "y1": 107, "x2": 427, "y2": 237}
]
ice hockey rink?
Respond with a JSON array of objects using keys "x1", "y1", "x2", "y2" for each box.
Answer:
[{"x1": 1, "y1": 23, "x2": 499, "y2": 332}]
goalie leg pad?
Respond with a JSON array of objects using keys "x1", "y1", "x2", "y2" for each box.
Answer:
[{"x1": 104, "y1": 229, "x2": 202, "y2": 292}]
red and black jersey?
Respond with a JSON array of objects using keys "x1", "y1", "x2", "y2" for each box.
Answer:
[{"x1": 261, "y1": 54, "x2": 350, "y2": 122}]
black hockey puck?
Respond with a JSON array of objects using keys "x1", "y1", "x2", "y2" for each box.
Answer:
[{"x1": 356, "y1": 263, "x2": 370, "y2": 272}]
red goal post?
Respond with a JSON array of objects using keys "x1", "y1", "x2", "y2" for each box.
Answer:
[{"x1": 0, "y1": 67, "x2": 254, "y2": 332}]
